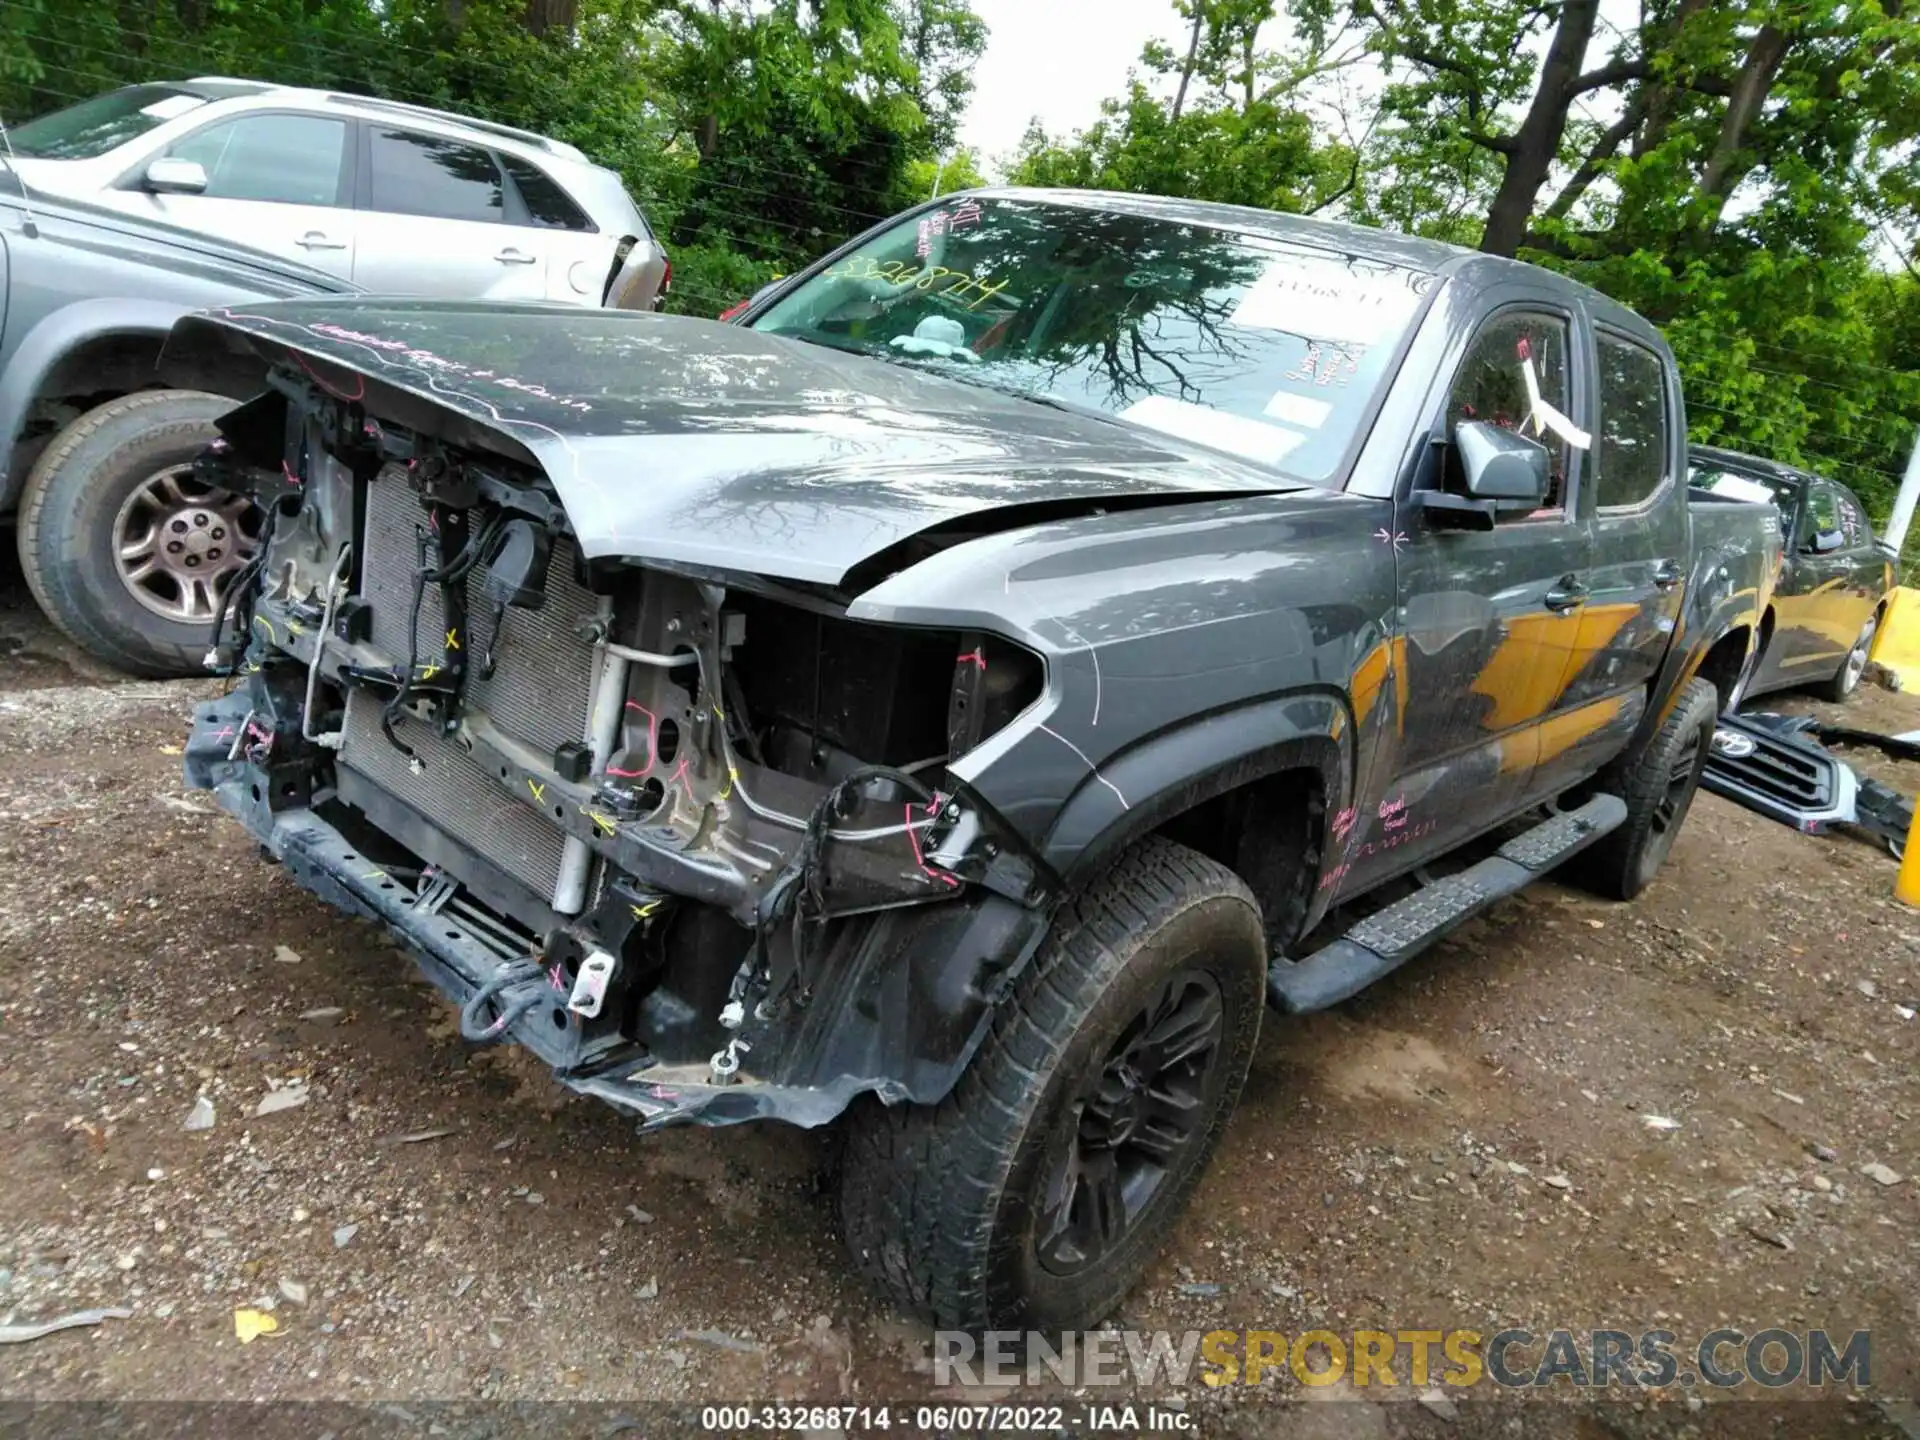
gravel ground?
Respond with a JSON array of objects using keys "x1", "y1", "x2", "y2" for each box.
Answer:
[{"x1": 2, "y1": 552, "x2": 1916, "y2": 1439}]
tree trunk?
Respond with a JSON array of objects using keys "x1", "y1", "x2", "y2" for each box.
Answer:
[
  {"x1": 1479, "y1": 0, "x2": 1602, "y2": 256},
  {"x1": 1171, "y1": 2, "x2": 1204, "y2": 122},
  {"x1": 1696, "y1": 23, "x2": 1789, "y2": 215},
  {"x1": 523, "y1": 0, "x2": 578, "y2": 35}
]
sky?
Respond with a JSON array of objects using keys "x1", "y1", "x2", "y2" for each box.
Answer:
[{"x1": 955, "y1": 0, "x2": 1186, "y2": 172}]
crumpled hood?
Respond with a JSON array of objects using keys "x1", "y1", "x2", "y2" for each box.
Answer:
[{"x1": 166, "y1": 298, "x2": 1306, "y2": 585}]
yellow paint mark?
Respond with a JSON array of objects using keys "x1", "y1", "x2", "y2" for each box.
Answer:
[
  {"x1": 717, "y1": 765, "x2": 739, "y2": 801},
  {"x1": 582, "y1": 807, "x2": 617, "y2": 835},
  {"x1": 630, "y1": 900, "x2": 661, "y2": 921},
  {"x1": 712, "y1": 704, "x2": 725, "y2": 720},
  {"x1": 287, "y1": 621, "x2": 305, "y2": 637},
  {"x1": 419, "y1": 664, "x2": 440, "y2": 682},
  {"x1": 445, "y1": 627, "x2": 461, "y2": 651},
  {"x1": 527, "y1": 779, "x2": 546, "y2": 804},
  {"x1": 251, "y1": 615, "x2": 278, "y2": 644},
  {"x1": 363, "y1": 869, "x2": 388, "y2": 882}
]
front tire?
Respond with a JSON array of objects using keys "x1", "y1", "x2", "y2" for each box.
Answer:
[
  {"x1": 1573, "y1": 677, "x2": 1717, "y2": 901},
  {"x1": 837, "y1": 836, "x2": 1266, "y2": 1331},
  {"x1": 16, "y1": 390, "x2": 251, "y2": 678}
]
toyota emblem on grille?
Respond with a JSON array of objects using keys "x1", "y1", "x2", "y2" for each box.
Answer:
[{"x1": 1711, "y1": 728, "x2": 1757, "y2": 759}]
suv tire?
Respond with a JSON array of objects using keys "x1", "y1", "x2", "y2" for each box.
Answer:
[
  {"x1": 837, "y1": 835, "x2": 1266, "y2": 1330},
  {"x1": 1573, "y1": 678, "x2": 1717, "y2": 901},
  {"x1": 17, "y1": 390, "x2": 244, "y2": 678},
  {"x1": 1813, "y1": 611, "x2": 1878, "y2": 703}
]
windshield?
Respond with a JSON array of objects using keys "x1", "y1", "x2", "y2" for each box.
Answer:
[
  {"x1": 750, "y1": 196, "x2": 1434, "y2": 483},
  {"x1": 6, "y1": 85, "x2": 210, "y2": 160}
]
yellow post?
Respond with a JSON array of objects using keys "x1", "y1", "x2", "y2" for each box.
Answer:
[{"x1": 1897, "y1": 802, "x2": 1920, "y2": 906}]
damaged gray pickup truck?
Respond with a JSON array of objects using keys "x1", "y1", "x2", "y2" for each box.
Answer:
[{"x1": 168, "y1": 189, "x2": 1781, "y2": 1330}]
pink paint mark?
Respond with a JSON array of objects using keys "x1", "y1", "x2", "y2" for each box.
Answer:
[
  {"x1": 905, "y1": 796, "x2": 962, "y2": 889},
  {"x1": 211, "y1": 725, "x2": 236, "y2": 744},
  {"x1": 1378, "y1": 794, "x2": 1409, "y2": 831},
  {"x1": 663, "y1": 756, "x2": 692, "y2": 800},
  {"x1": 610, "y1": 701, "x2": 660, "y2": 778},
  {"x1": 955, "y1": 649, "x2": 987, "y2": 671},
  {"x1": 548, "y1": 964, "x2": 568, "y2": 993},
  {"x1": 295, "y1": 354, "x2": 365, "y2": 403},
  {"x1": 1331, "y1": 805, "x2": 1358, "y2": 844},
  {"x1": 281, "y1": 460, "x2": 300, "y2": 487}
]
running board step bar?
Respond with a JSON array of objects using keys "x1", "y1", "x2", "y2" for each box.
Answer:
[{"x1": 1267, "y1": 793, "x2": 1628, "y2": 1014}]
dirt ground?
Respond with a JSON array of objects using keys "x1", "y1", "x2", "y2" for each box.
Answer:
[{"x1": 2, "y1": 550, "x2": 1916, "y2": 1439}]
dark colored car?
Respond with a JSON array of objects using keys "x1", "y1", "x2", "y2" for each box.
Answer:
[
  {"x1": 0, "y1": 163, "x2": 352, "y2": 674},
  {"x1": 165, "y1": 188, "x2": 1780, "y2": 1330},
  {"x1": 1690, "y1": 444, "x2": 1893, "y2": 704}
]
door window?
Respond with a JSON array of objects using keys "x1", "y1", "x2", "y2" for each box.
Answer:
[
  {"x1": 1805, "y1": 483, "x2": 1843, "y2": 548},
  {"x1": 500, "y1": 155, "x2": 592, "y2": 231},
  {"x1": 1595, "y1": 334, "x2": 1670, "y2": 510},
  {"x1": 367, "y1": 128, "x2": 504, "y2": 222},
  {"x1": 1834, "y1": 487, "x2": 1872, "y2": 548},
  {"x1": 1446, "y1": 311, "x2": 1574, "y2": 513},
  {"x1": 167, "y1": 114, "x2": 348, "y2": 206}
]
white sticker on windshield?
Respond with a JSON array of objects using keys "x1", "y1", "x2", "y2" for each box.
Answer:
[
  {"x1": 1122, "y1": 395, "x2": 1305, "y2": 467},
  {"x1": 139, "y1": 94, "x2": 207, "y2": 121},
  {"x1": 1262, "y1": 391, "x2": 1334, "y2": 429},
  {"x1": 1229, "y1": 265, "x2": 1420, "y2": 343}
]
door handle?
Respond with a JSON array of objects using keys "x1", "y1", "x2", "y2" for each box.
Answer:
[
  {"x1": 495, "y1": 247, "x2": 539, "y2": 265},
  {"x1": 1653, "y1": 559, "x2": 1683, "y2": 590},
  {"x1": 1544, "y1": 577, "x2": 1587, "y2": 613},
  {"x1": 297, "y1": 231, "x2": 346, "y2": 250}
]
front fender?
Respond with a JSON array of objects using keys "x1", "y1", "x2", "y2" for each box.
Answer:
[
  {"x1": 0, "y1": 297, "x2": 188, "y2": 508},
  {"x1": 1042, "y1": 691, "x2": 1352, "y2": 885}
]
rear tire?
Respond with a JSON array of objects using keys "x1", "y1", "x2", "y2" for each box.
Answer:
[
  {"x1": 16, "y1": 389, "x2": 244, "y2": 678},
  {"x1": 837, "y1": 836, "x2": 1266, "y2": 1331},
  {"x1": 1572, "y1": 678, "x2": 1717, "y2": 901},
  {"x1": 1812, "y1": 612, "x2": 1878, "y2": 703}
]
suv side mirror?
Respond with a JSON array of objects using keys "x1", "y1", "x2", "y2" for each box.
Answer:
[
  {"x1": 1455, "y1": 420, "x2": 1549, "y2": 505},
  {"x1": 143, "y1": 157, "x2": 208, "y2": 195},
  {"x1": 1807, "y1": 528, "x2": 1844, "y2": 554}
]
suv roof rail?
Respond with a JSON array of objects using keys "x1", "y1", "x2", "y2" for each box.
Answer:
[
  {"x1": 184, "y1": 76, "x2": 588, "y2": 163},
  {"x1": 329, "y1": 94, "x2": 587, "y2": 161}
]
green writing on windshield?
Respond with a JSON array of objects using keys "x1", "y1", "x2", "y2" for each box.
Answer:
[{"x1": 823, "y1": 253, "x2": 1010, "y2": 311}]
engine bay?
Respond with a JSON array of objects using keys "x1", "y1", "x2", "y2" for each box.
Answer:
[{"x1": 183, "y1": 369, "x2": 1052, "y2": 1119}]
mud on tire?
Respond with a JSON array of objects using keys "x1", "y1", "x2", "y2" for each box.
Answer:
[
  {"x1": 1573, "y1": 677, "x2": 1717, "y2": 902},
  {"x1": 836, "y1": 835, "x2": 1266, "y2": 1331}
]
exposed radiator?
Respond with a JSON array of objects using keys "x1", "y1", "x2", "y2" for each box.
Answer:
[{"x1": 338, "y1": 471, "x2": 603, "y2": 902}]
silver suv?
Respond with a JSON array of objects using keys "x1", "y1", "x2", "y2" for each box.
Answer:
[{"x1": 5, "y1": 78, "x2": 669, "y2": 308}]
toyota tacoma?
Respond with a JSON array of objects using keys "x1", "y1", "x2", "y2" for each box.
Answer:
[{"x1": 167, "y1": 189, "x2": 1781, "y2": 1329}]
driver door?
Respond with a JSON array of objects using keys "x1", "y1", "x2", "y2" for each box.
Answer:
[
  {"x1": 1333, "y1": 305, "x2": 1591, "y2": 899},
  {"x1": 126, "y1": 112, "x2": 357, "y2": 282}
]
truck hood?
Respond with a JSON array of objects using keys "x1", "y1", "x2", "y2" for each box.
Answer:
[{"x1": 166, "y1": 299, "x2": 1307, "y2": 585}]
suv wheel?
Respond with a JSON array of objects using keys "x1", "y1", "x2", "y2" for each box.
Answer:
[
  {"x1": 1814, "y1": 612, "x2": 1878, "y2": 703},
  {"x1": 1572, "y1": 678, "x2": 1717, "y2": 901},
  {"x1": 17, "y1": 390, "x2": 250, "y2": 677},
  {"x1": 837, "y1": 836, "x2": 1266, "y2": 1330}
]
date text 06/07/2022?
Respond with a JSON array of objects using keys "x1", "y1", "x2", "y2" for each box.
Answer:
[{"x1": 698, "y1": 1404, "x2": 1192, "y2": 1432}]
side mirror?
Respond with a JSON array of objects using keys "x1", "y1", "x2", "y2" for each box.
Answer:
[
  {"x1": 143, "y1": 157, "x2": 208, "y2": 195},
  {"x1": 1807, "y1": 528, "x2": 1844, "y2": 554},
  {"x1": 1454, "y1": 420, "x2": 1550, "y2": 506}
]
